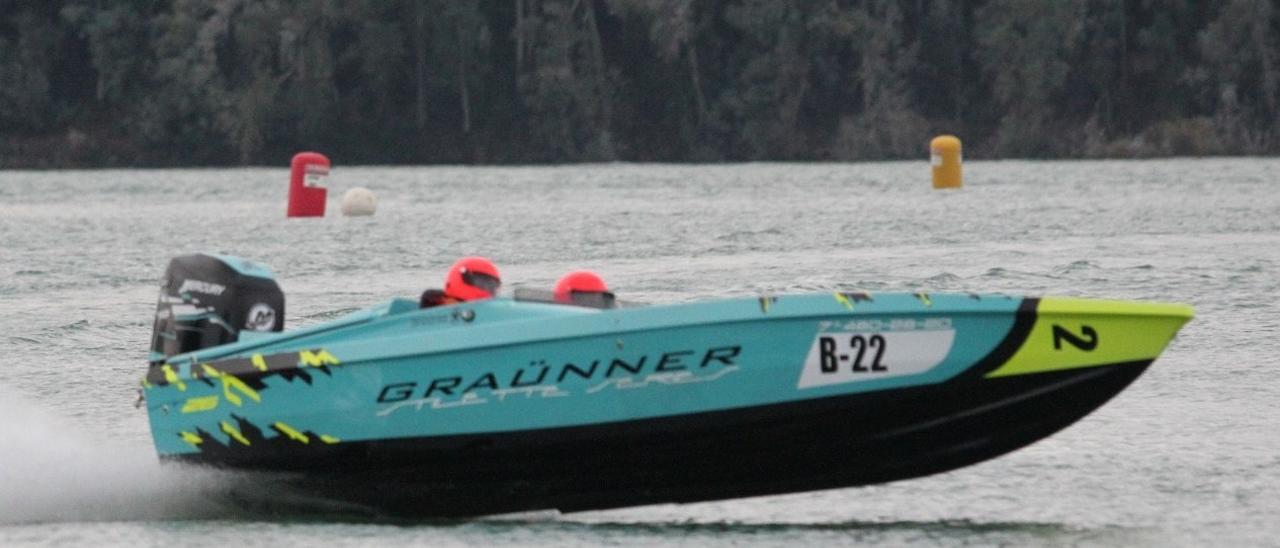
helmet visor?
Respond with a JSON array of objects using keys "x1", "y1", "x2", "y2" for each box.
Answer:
[
  {"x1": 569, "y1": 290, "x2": 617, "y2": 309},
  {"x1": 462, "y1": 271, "x2": 501, "y2": 296}
]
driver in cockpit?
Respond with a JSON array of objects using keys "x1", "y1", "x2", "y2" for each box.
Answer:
[{"x1": 421, "y1": 256, "x2": 502, "y2": 308}]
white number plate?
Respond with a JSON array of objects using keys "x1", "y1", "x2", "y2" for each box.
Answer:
[{"x1": 797, "y1": 329, "x2": 955, "y2": 389}]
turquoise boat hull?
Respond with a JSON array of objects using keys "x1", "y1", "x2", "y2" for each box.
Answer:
[{"x1": 142, "y1": 291, "x2": 1192, "y2": 517}]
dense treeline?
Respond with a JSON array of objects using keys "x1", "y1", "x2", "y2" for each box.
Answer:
[{"x1": 1, "y1": 0, "x2": 1278, "y2": 167}]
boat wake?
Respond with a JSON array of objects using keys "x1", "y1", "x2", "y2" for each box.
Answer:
[
  {"x1": 0, "y1": 386, "x2": 413, "y2": 524},
  {"x1": 0, "y1": 386, "x2": 244, "y2": 524}
]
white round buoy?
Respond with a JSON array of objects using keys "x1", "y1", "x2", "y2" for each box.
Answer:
[{"x1": 340, "y1": 187, "x2": 377, "y2": 216}]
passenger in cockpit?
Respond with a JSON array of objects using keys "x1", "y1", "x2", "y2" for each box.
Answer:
[{"x1": 554, "y1": 270, "x2": 616, "y2": 308}]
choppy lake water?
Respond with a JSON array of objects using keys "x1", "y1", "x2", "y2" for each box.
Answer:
[{"x1": 1, "y1": 160, "x2": 1278, "y2": 546}]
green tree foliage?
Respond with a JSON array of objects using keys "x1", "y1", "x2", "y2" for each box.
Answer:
[
  {"x1": 517, "y1": 0, "x2": 617, "y2": 161},
  {"x1": 1200, "y1": 0, "x2": 1280, "y2": 153},
  {"x1": 834, "y1": 0, "x2": 929, "y2": 160},
  {"x1": 1, "y1": 0, "x2": 1278, "y2": 167},
  {"x1": 976, "y1": 0, "x2": 1086, "y2": 156},
  {"x1": 0, "y1": 4, "x2": 63, "y2": 133}
]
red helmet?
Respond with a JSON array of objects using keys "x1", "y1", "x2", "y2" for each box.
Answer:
[
  {"x1": 554, "y1": 270, "x2": 609, "y2": 303},
  {"x1": 444, "y1": 257, "x2": 501, "y2": 301}
]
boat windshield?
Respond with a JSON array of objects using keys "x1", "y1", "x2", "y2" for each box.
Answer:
[{"x1": 512, "y1": 287, "x2": 635, "y2": 309}]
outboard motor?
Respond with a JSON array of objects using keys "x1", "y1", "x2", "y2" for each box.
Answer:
[{"x1": 149, "y1": 254, "x2": 284, "y2": 366}]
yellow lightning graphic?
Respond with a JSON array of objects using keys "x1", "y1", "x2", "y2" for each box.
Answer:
[
  {"x1": 162, "y1": 364, "x2": 186, "y2": 391},
  {"x1": 274, "y1": 422, "x2": 310, "y2": 444},
  {"x1": 180, "y1": 395, "x2": 219, "y2": 414},
  {"x1": 220, "y1": 421, "x2": 251, "y2": 446},
  {"x1": 179, "y1": 431, "x2": 203, "y2": 447},
  {"x1": 298, "y1": 349, "x2": 341, "y2": 368},
  {"x1": 201, "y1": 363, "x2": 261, "y2": 407}
]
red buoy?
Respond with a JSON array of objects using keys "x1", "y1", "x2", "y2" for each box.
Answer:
[{"x1": 287, "y1": 152, "x2": 330, "y2": 217}]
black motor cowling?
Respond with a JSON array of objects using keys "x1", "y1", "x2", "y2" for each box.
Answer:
[{"x1": 149, "y1": 254, "x2": 284, "y2": 366}]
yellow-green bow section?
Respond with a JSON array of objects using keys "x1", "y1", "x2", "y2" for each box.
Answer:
[{"x1": 986, "y1": 297, "x2": 1194, "y2": 378}]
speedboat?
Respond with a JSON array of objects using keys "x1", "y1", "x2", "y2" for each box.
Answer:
[{"x1": 142, "y1": 254, "x2": 1193, "y2": 518}]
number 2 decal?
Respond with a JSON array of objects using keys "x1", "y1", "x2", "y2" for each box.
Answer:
[{"x1": 1052, "y1": 324, "x2": 1098, "y2": 351}]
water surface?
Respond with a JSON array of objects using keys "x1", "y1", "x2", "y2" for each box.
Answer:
[{"x1": 1, "y1": 159, "x2": 1277, "y2": 546}]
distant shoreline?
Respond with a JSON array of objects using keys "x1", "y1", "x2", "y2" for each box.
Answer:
[
  {"x1": 3, "y1": 124, "x2": 1271, "y2": 170},
  {"x1": 5, "y1": 2, "x2": 1278, "y2": 170}
]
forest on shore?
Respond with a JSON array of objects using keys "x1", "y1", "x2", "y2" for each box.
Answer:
[{"x1": 2, "y1": 0, "x2": 1278, "y2": 167}]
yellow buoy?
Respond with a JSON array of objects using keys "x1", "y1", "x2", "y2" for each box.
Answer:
[{"x1": 930, "y1": 135, "x2": 962, "y2": 189}]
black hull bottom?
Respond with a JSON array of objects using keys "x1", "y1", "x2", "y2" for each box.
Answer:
[{"x1": 176, "y1": 360, "x2": 1151, "y2": 519}]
